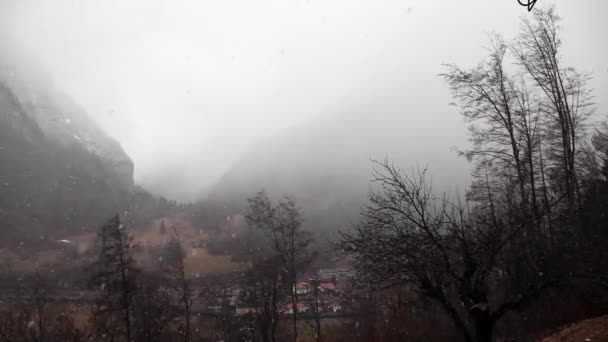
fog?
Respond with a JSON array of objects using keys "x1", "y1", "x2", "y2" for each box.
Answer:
[{"x1": 1, "y1": 0, "x2": 607, "y2": 201}]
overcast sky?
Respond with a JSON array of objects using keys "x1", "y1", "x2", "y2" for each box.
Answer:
[{"x1": 1, "y1": 0, "x2": 607, "y2": 200}]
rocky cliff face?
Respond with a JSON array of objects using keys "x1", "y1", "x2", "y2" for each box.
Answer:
[
  {"x1": 1, "y1": 63, "x2": 134, "y2": 188},
  {"x1": 0, "y1": 61, "x2": 134, "y2": 239}
]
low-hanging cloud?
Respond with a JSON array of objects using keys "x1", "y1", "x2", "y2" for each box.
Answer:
[{"x1": 1, "y1": 0, "x2": 607, "y2": 201}]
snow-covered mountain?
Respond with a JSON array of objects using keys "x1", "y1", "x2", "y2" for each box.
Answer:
[
  {"x1": 0, "y1": 57, "x2": 133, "y2": 187},
  {"x1": 0, "y1": 58, "x2": 134, "y2": 239}
]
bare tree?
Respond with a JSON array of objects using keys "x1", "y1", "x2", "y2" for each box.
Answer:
[
  {"x1": 309, "y1": 278, "x2": 322, "y2": 342},
  {"x1": 340, "y1": 161, "x2": 568, "y2": 342},
  {"x1": 200, "y1": 281, "x2": 244, "y2": 342},
  {"x1": 132, "y1": 275, "x2": 178, "y2": 342},
  {"x1": 0, "y1": 274, "x2": 83, "y2": 342},
  {"x1": 442, "y1": 34, "x2": 530, "y2": 219},
  {"x1": 30, "y1": 270, "x2": 49, "y2": 342},
  {"x1": 578, "y1": 123, "x2": 608, "y2": 289},
  {"x1": 246, "y1": 190, "x2": 312, "y2": 342},
  {"x1": 241, "y1": 256, "x2": 284, "y2": 342},
  {"x1": 513, "y1": 5, "x2": 593, "y2": 213}
]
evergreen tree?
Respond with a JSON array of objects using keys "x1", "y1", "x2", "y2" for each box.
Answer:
[
  {"x1": 162, "y1": 233, "x2": 192, "y2": 342},
  {"x1": 91, "y1": 214, "x2": 139, "y2": 342}
]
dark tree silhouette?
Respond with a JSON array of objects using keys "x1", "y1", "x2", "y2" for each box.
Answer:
[
  {"x1": 340, "y1": 160, "x2": 577, "y2": 342},
  {"x1": 162, "y1": 231, "x2": 193, "y2": 342},
  {"x1": 91, "y1": 214, "x2": 139, "y2": 342},
  {"x1": 246, "y1": 190, "x2": 312, "y2": 342},
  {"x1": 240, "y1": 256, "x2": 285, "y2": 342},
  {"x1": 513, "y1": 6, "x2": 593, "y2": 214}
]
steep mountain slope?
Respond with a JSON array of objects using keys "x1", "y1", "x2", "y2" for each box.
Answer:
[
  {"x1": 0, "y1": 63, "x2": 134, "y2": 241},
  {"x1": 210, "y1": 104, "x2": 472, "y2": 235}
]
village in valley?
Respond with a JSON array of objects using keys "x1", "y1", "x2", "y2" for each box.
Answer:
[
  {"x1": 0, "y1": 211, "x2": 358, "y2": 320},
  {"x1": 199, "y1": 268, "x2": 352, "y2": 318},
  {"x1": 155, "y1": 213, "x2": 358, "y2": 320}
]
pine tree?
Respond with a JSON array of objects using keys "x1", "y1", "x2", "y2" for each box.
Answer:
[
  {"x1": 91, "y1": 214, "x2": 139, "y2": 342},
  {"x1": 163, "y1": 232, "x2": 192, "y2": 342}
]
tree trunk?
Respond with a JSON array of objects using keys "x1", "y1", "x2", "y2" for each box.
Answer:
[
  {"x1": 182, "y1": 287, "x2": 191, "y2": 342},
  {"x1": 271, "y1": 278, "x2": 279, "y2": 342},
  {"x1": 179, "y1": 260, "x2": 191, "y2": 342},
  {"x1": 290, "y1": 239, "x2": 298, "y2": 342},
  {"x1": 118, "y1": 236, "x2": 132, "y2": 342},
  {"x1": 291, "y1": 283, "x2": 298, "y2": 342},
  {"x1": 538, "y1": 138, "x2": 553, "y2": 234},
  {"x1": 472, "y1": 311, "x2": 494, "y2": 342},
  {"x1": 312, "y1": 280, "x2": 322, "y2": 342}
]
